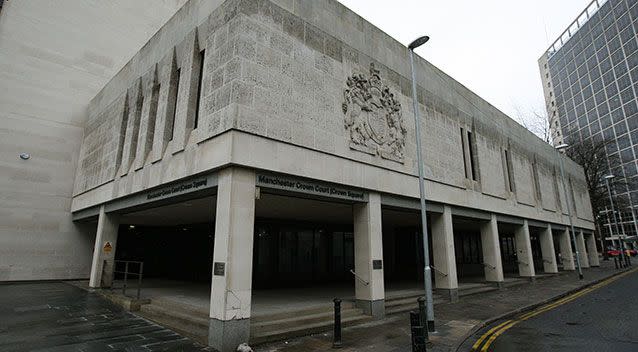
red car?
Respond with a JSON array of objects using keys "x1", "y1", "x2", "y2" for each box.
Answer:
[{"x1": 606, "y1": 249, "x2": 638, "y2": 256}]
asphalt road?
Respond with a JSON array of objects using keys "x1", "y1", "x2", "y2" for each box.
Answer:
[
  {"x1": 0, "y1": 282, "x2": 209, "y2": 351},
  {"x1": 464, "y1": 268, "x2": 638, "y2": 352}
]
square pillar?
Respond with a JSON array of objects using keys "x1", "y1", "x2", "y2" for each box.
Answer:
[
  {"x1": 431, "y1": 205, "x2": 459, "y2": 301},
  {"x1": 558, "y1": 228, "x2": 575, "y2": 270},
  {"x1": 353, "y1": 192, "x2": 385, "y2": 318},
  {"x1": 539, "y1": 226, "x2": 558, "y2": 273},
  {"x1": 586, "y1": 233, "x2": 600, "y2": 267},
  {"x1": 89, "y1": 206, "x2": 119, "y2": 288},
  {"x1": 209, "y1": 167, "x2": 255, "y2": 352},
  {"x1": 514, "y1": 220, "x2": 535, "y2": 278},
  {"x1": 576, "y1": 230, "x2": 590, "y2": 268},
  {"x1": 480, "y1": 214, "x2": 504, "y2": 287}
]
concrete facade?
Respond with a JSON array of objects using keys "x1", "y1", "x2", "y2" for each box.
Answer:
[
  {"x1": 0, "y1": 0, "x2": 190, "y2": 281},
  {"x1": 71, "y1": 0, "x2": 595, "y2": 229},
  {"x1": 68, "y1": 1, "x2": 599, "y2": 349},
  {"x1": 3, "y1": 0, "x2": 603, "y2": 350}
]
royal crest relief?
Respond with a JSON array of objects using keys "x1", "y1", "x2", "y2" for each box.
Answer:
[{"x1": 342, "y1": 63, "x2": 406, "y2": 163}]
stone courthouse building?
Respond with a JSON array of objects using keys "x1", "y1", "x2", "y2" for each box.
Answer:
[{"x1": 3, "y1": 0, "x2": 600, "y2": 351}]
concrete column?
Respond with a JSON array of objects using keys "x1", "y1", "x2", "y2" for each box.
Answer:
[
  {"x1": 353, "y1": 192, "x2": 385, "y2": 318},
  {"x1": 431, "y1": 206, "x2": 459, "y2": 301},
  {"x1": 576, "y1": 230, "x2": 590, "y2": 268},
  {"x1": 586, "y1": 233, "x2": 600, "y2": 267},
  {"x1": 558, "y1": 228, "x2": 575, "y2": 270},
  {"x1": 88, "y1": 206, "x2": 119, "y2": 288},
  {"x1": 539, "y1": 226, "x2": 558, "y2": 273},
  {"x1": 480, "y1": 214, "x2": 504, "y2": 287},
  {"x1": 514, "y1": 220, "x2": 535, "y2": 278},
  {"x1": 209, "y1": 167, "x2": 256, "y2": 352}
]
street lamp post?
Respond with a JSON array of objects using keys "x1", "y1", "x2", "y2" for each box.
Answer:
[
  {"x1": 408, "y1": 35, "x2": 435, "y2": 332},
  {"x1": 555, "y1": 143, "x2": 584, "y2": 280},
  {"x1": 600, "y1": 208, "x2": 613, "y2": 260},
  {"x1": 604, "y1": 175, "x2": 626, "y2": 265}
]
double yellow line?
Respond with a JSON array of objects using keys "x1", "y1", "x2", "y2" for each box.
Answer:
[{"x1": 470, "y1": 268, "x2": 637, "y2": 352}]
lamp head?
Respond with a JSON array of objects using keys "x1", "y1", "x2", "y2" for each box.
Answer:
[
  {"x1": 555, "y1": 143, "x2": 569, "y2": 151},
  {"x1": 408, "y1": 36, "x2": 430, "y2": 50},
  {"x1": 605, "y1": 174, "x2": 615, "y2": 180}
]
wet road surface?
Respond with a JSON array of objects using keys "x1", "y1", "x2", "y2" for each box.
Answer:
[{"x1": 463, "y1": 268, "x2": 638, "y2": 352}]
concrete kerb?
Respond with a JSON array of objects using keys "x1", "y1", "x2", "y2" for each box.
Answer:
[{"x1": 450, "y1": 267, "x2": 636, "y2": 352}]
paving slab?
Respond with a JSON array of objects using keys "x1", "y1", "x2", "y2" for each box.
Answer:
[{"x1": 0, "y1": 282, "x2": 210, "y2": 352}]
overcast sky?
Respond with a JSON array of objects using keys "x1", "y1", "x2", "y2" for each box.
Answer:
[{"x1": 337, "y1": 0, "x2": 592, "y2": 126}]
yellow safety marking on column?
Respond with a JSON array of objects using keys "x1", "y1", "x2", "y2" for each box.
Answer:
[{"x1": 473, "y1": 268, "x2": 637, "y2": 352}]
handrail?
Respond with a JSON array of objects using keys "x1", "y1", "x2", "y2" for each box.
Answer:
[
  {"x1": 430, "y1": 266, "x2": 448, "y2": 277},
  {"x1": 349, "y1": 269, "x2": 369, "y2": 286},
  {"x1": 111, "y1": 260, "x2": 144, "y2": 300}
]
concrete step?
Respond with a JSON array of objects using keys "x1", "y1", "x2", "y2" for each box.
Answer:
[
  {"x1": 460, "y1": 286, "x2": 497, "y2": 297},
  {"x1": 385, "y1": 296, "x2": 421, "y2": 309},
  {"x1": 251, "y1": 307, "x2": 365, "y2": 334},
  {"x1": 137, "y1": 303, "x2": 208, "y2": 344},
  {"x1": 148, "y1": 297, "x2": 209, "y2": 317},
  {"x1": 384, "y1": 297, "x2": 446, "y2": 316},
  {"x1": 385, "y1": 303, "x2": 420, "y2": 316},
  {"x1": 251, "y1": 301, "x2": 355, "y2": 323},
  {"x1": 384, "y1": 292, "x2": 424, "y2": 302},
  {"x1": 250, "y1": 313, "x2": 373, "y2": 345}
]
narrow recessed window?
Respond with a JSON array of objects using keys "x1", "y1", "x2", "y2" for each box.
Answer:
[
  {"x1": 532, "y1": 159, "x2": 542, "y2": 201},
  {"x1": 460, "y1": 127, "x2": 468, "y2": 178},
  {"x1": 194, "y1": 49, "x2": 205, "y2": 130},
  {"x1": 169, "y1": 68, "x2": 181, "y2": 142},
  {"x1": 504, "y1": 149, "x2": 515, "y2": 192},
  {"x1": 467, "y1": 131, "x2": 478, "y2": 181},
  {"x1": 115, "y1": 101, "x2": 130, "y2": 171}
]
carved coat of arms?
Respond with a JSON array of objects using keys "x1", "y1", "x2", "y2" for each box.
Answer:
[{"x1": 342, "y1": 63, "x2": 406, "y2": 163}]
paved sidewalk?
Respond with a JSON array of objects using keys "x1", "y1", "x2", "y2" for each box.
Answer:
[
  {"x1": 255, "y1": 260, "x2": 624, "y2": 352},
  {"x1": 0, "y1": 282, "x2": 210, "y2": 351}
]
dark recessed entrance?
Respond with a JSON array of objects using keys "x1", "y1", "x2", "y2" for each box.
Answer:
[{"x1": 253, "y1": 220, "x2": 354, "y2": 289}]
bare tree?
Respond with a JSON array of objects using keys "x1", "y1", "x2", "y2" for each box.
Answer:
[
  {"x1": 513, "y1": 106, "x2": 552, "y2": 145},
  {"x1": 565, "y1": 138, "x2": 635, "y2": 241}
]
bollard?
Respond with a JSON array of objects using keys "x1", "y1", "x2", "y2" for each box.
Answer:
[
  {"x1": 332, "y1": 298, "x2": 342, "y2": 348},
  {"x1": 417, "y1": 297, "x2": 429, "y2": 340},
  {"x1": 410, "y1": 311, "x2": 427, "y2": 352},
  {"x1": 614, "y1": 256, "x2": 619, "y2": 269},
  {"x1": 626, "y1": 254, "x2": 631, "y2": 267}
]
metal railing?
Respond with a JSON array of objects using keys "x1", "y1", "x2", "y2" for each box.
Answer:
[
  {"x1": 545, "y1": 0, "x2": 609, "y2": 58},
  {"x1": 349, "y1": 269, "x2": 369, "y2": 286},
  {"x1": 430, "y1": 266, "x2": 447, "y2": 277},
  {"x1": 110, "y1": 260, "x2": 144, "y2": 300}
]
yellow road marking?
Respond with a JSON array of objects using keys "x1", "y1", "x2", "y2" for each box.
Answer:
[
  {"x1": 470, "y1": 320, "x2": 511, "y2": 351},
  {"x1": 473, "y1": 268, "x2": 637, "y2": 352}
]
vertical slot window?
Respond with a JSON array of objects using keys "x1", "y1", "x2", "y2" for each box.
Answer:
[
  {"x1": 194, "y1": 49, "x2": 205, "y2": 130},
  {"x1": 169, "y1": 68, "x2": 181, "y2": 141},
  {"x1": 467, "y1": 130, "x2": 478, "y2": 181},
  {"x1": 460, "y1": 127, "x2": 469, "y2": 178},
  {"x1": 504, "y1": 149, "x2": 515, "y2": 192}
]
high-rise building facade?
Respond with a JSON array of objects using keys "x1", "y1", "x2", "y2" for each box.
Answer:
[{"x1": 539, "y1": 0, "x2": 638, "y2": 222}]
